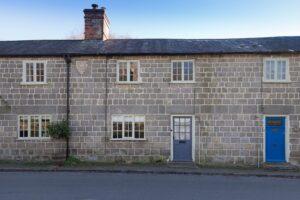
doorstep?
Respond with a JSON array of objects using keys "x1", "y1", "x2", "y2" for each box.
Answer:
[
  {"x1": 262, "y1": 162, "x2": 299, "y2": 171},
  {"x1": 168, "y1": 161, "x2": 199, "y2": 169}
]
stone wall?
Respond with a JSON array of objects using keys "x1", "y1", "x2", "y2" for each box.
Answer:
[
  {"x1": 0, "y1": 58, "x2": 66, "y2": 160},
  {"x1": 0, "y1": 54, "x2": 299, "y2": 165}
]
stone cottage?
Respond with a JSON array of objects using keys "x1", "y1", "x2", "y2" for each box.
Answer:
[{"x1": 0, "y1": 4, "x2": 300, "y2": 166}]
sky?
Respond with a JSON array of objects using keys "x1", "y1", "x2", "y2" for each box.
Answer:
[{"x1": 1, "y1": 0, "x2": 300, "y2": 40}]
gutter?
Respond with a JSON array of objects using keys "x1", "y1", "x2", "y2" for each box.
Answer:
[
  {"x1": 0, "y1": 51, "x2": 299, "y2": 58},
  {"x1": 64, "y1": 54, "x2": 72, "y2": 160}
]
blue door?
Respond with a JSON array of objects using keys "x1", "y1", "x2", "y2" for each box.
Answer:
[
  {"x1": 173, "y1": 117, "x2": 192, "y2": 161},
  {"x1": 266, "y1": 117, "x2": 286, "y2": 162}
]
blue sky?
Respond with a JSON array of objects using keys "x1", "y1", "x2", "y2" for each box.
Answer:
[{"x1": 1, "y1": 0, "x2": 300, "y2": 40}]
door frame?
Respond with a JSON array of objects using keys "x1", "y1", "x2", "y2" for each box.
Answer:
[
  {"x1": 263, "y1": 115, "x2": 290, "y2": 163},
  {"x1": 170, "y1": 115, "x2": 195, "y2": 162}
]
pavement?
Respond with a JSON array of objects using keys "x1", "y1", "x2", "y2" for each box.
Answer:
[{"x1": 0, "y1": 162, "x2": 300, "y2": 179}]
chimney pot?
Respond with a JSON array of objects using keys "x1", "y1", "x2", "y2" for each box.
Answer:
[{"x1": 92, "y1": 4, "x2": 98, "y2": 9}]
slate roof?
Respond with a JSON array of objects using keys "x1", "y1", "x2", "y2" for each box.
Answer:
[{"x1": 0, "y1": 36, "x2": 300, "y2": 56}]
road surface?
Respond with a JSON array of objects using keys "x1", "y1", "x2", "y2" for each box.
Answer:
[{"x1": 0, "y1": 172, "x2": 299, "y2": 200}]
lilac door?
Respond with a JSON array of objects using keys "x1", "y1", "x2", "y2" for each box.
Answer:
[{"x1": 173, "y1": 117, "x2": 192, "y2": 161}]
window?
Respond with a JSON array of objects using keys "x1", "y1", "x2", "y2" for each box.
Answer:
[
  {"x1": 18, "y1": 115, "x2": 51, "y2": 139},
  {"x1": 263, "y1": 59, "x2": 289, "y2": 82},
  {"x1": 112, "y1": 115, "x2": 145, "y2": 140},
  {"x1": 117, "y1": 61, "x2": 140, "y2": 83},
  {"x1": 172, "y1": 60, "x2": 194, "y2": 82},
  {"x1": 22, "y1": 61, "x2": 47, "y2": 84}
]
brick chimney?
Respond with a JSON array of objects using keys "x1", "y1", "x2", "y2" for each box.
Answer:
[{"x1": 84, "y1": 4, "x2": 110, "y2": 40}]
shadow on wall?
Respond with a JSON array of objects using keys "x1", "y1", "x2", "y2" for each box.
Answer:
[{"x1": 0, "y1": 96, "x2": 11, "y2": 113}]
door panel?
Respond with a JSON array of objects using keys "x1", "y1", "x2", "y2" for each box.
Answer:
[
  {"x1": 173, "y1": 117, "x2": 192, "y2": 161},
  {"x1": 266, "y1": 117, "x2": 286, "y2": 162}
]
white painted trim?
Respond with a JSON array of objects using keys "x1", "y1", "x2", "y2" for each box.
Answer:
[
  {"x1": 111, "y1": 114, "x2": 146, "y2": 140},
  {"x1": 22, "y1": 61, "x2": 47, "y2": 84},
  {"x1": 20, "y1": 82, "x2": 48, "y2": 86},
  {"x1": 110, "y1": 138, "x2": 147, "y2": 141},
  {"x1": 171, "y1": 60, "x2": 195, "y2": 83},
  {"x1": 170, "y1": 115, "x2": 195, "y2": 162},
  {"x1": 263, "y1": 115, "x2": 290, "y2": 163},
  {"x1": 17, "y1": 115, "x2": 52, "y2": 139},
  {"x1": 263, "y1": 58, "x2": 290, "y2": 83},
  {"x1": 116, "y1": 60, "x2": 141, "y2": 83}
]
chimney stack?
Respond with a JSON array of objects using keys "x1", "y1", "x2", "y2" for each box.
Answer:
[{"x1": 84, "y1": 4, "x2": 110, "y2": 40}]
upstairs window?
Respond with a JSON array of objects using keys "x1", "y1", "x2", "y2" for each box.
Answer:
[
  {"x1": 18, "y1": 115, "x2": 51, "y2": 139},
  {"x1": 172, "y1": 60, "x2": 194, "y2": 82},
  {"x1": 117, "y1": 61, "x2": 140, "y2": 83},
  {"x1": 112, "y1": 115, "x2": 145, "y2": 140},
  {"x1": 263, "y1": 59, "x2": 289, "y2": 82},
  {"x1": 22, "y1": 61, "x2": 47, "y2": 84}
]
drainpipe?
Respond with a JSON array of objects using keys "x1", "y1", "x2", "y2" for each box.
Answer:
[
  {"x1": 64, "y1": 54, "x2": 72, "y2": 160},
  {"x1": 104, "y1": 56, "x2": 109, "y2": 153}
]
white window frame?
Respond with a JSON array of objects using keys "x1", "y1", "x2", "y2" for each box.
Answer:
[
  {"x1": 21, "y1": 61, "x2": 47, "y2": 85},
  {"x1": 116, "y1": 60, "x2": 140, "y2": 83},
  {"x1": 17, "y1": 115, "x2": 51, "y2": 140},
  {"x1": 111, "y1": 115, "x2": 146, "y2": 141},
  {"x1": 171, "y1": 60, "x2": 195, "y2": 83},
  {"x1": 263, "y1": 58, "x2": 290, "y2": 83}
]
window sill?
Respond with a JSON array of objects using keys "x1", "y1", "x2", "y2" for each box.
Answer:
[
  {"x1": 16, "y1": 137, "x2": 51, "y2": 141},
  {"x1": 115, "y1": 82, "x2": 142, "y2": 85},
  {"x1": 263, "y1": 80, "x2": 291, "y2": 84},
  {"x1": 20, "y1": 82, "x2": 48, "y2": 86},
  {"x1": 110, "y1": 138, "x2": 147, "y2": 141},
  {"x1": 170, "y1": 81, "x2": 196, "y2": 84}
]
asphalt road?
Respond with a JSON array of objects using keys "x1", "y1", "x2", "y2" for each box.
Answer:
[{"x1": 0, "y1": 172, "x2": 299, "y2": 200}]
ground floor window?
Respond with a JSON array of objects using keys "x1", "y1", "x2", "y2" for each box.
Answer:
[
  {"x1": 18, "y1": 115, "x2": 51, "y2": 139},
  {"x1": 112, "y1": 115, "x2": 145, "y2": 140}
]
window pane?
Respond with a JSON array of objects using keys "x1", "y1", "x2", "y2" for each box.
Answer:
[
  {"x1": 282, "y1": 63, "x2": 286, "y2": 79},
  {"x1": 119, "y1": 62, "x2": 127, "y2": 81},
  {"x1": 130, "y1": 62, "x2": 138, "y2": 82},
  {"x1": 134, "y1": 116, "x2": 145, "y2": 139},
  {"x1": 36, "y1": 63, "x2": 45, "y2": 82},
  {"x1": 189, "y1": 62, "x2": 193, "y2": 80},
  {"x1": 277, "y1": 61, "x2": 282, "y2": 80},
  {"x1": 134, "y1": 116, "x2": 145, "y2": 122},
  {"x1": 281, "y1": 61, "x2": 286, "y2": 80},
  {"x1": 41, "y1": 116, "x2": 50, "y2": 137},
  {"x1": 184, "y1": 62, "x2": 189, "y2": 81},
  {"x1": 30, "y1": 116, "x2": 39, "y2": 137},
  {"x1": 183, "y1": 61, "x2": 193, "y2": 81},
  {"x1": 112, "y1": 116, "x2": 123, "y2": 122},
  {"x1": 174, "y1": 117, "x2": 191, "y2": 141},
  {"x1": 124, "y1": 122, "x2": 132, "y2": 138},
  {"x1": 173, "y1": 62, "x2": 182, "y2": 81},
  {"x1": 124, "y1": 116, "x2": 133, "y2": 138},
  {"x1": 270, "y1": 61, "x2": 275, "y2": 80},
  {"x1": 266, "y1": 61, "x2": 271, "y2": 80},
  {"x1": 113, "y1": 122, "x2": 122, "y2": 139},
  {"x1": 26, "y1": 63, "x2": 34, "y2": 82},
  {"x1": 19, "y1": 116, "x2": 29, "y2": 138},
  {"x1": 134, "y1": 122, "x2": 144, "y2": 139}
]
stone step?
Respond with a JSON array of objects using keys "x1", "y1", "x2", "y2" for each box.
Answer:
[
  {"x1": 168, "y1": 161, "x2": 198, "y2": 169},
  {"x1": 263, "y1": 162, "x2": 299, "y2": 171}
]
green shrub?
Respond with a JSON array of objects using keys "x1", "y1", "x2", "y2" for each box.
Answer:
[
  {"x1": 47, "y1": 119, "x2": 70, "y2": 139},
  {"x1": 64, "y1": 156, "x2": 81, "y2": 166}
]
